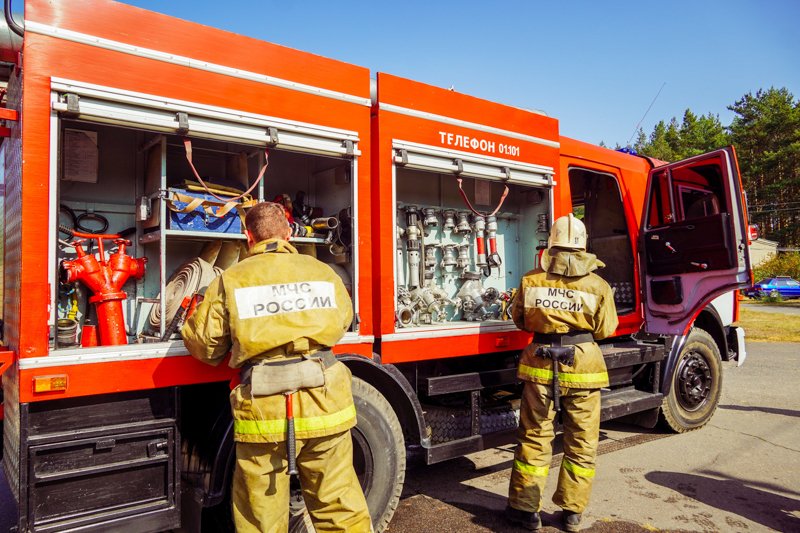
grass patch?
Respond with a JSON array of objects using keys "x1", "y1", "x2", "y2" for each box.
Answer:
[{"x1": 734, "y1": 308, "x2": 800, "y2": 342}]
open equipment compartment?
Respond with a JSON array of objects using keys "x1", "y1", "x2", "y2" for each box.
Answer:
[
  {"x1": 51, "y1": 80, "x2": 360, "y2": 352},
  {"x1": 394, "y1": 165, "x2": 551, "y2": 328},
  {"x1": 373, "y1": 73, "x2": 561, "y2": 361}
]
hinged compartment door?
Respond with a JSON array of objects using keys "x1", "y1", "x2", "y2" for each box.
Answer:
[{"x1": 640, "y1": 147, "x2": 751, "y2": 334}]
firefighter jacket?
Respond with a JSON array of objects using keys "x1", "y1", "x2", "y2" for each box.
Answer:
[
  {"x1": 182, "y1": 238, "x2": 357, "y2": 443},
  {"x1": 512, "y1": 248, "x2": 619, "y2": 389}
]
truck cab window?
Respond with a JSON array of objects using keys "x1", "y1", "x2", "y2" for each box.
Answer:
[
  {"x1": 648, "y1": 162, "x2": 726, "y2": 228},
  {"x1": 681, "y1": 187, "x2": 720, "y2": 220}
]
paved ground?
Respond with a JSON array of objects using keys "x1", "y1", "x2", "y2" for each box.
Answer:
[
  {"x1": 0, "y1": 338, "x2": 796, "y2": 532},
  {"x1": 388, "y1": 341, "x2": 800, "y2": 532},
  {"x1": 741, "y1": 302, "x2": 800, "y2": 316}
]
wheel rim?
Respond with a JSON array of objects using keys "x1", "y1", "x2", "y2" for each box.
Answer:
[
  {"x1": 351, "y1": 427, "x2": 374, "y2": 493},
  {"x1": 676, "y1": 351, "x2": 713, "y2": 412}
]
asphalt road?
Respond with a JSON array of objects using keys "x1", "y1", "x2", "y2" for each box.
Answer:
[
  {"x1": 741, "y1": 302, "x2": 800, "y2": 316},
  {"x1": 389, "y1": 341, "x2": 800, "y2": 532},
  {"x1": 0, "y1": 342, "x2": 796, "y2": 532}
]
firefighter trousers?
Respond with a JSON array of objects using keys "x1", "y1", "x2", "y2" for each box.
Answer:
[
  {"x1": 508, "y1": 381, "x2": 601, "y2": 514},
  {"x1": 232, "y1": 430, "x2": 372, "y2": 532}
]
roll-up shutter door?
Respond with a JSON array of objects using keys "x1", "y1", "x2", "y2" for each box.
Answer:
[
  {"x1": 50, "y1": 78, "x2": 360, "y2": 157},
  {"x1": 393, "y1": 140, "x2": 553, "y2": 187}
]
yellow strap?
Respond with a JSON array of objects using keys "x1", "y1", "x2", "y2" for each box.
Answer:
[
  {"x1": 234, "y1": 404, "x2": 357, "y2": 436},
  {"x1": 518, "y1": 364, "x2": 608, "y2": 385},
  {"x1": 166, "y1": 191, "x2": 252, "y2": 229},
  {"x1": 514, "y1": 459, "x2": 549, "y2": 477},
  {"x1": 205, "y1": 201, "x2": 241, "y2": 219},
  {"x1": 166, "y1": 192, "x2": 207, "y2": 214},
  {"x1": 562, "y1": 457, "x2": 595, "y2": 478},
  {"x1": 183, "y1": 180, "x2": 246, "y2": 196}
]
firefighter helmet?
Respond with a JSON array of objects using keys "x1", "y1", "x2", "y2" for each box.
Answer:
[{"x1": 548, "y1": 213, "x2": 587, "y2": 250}]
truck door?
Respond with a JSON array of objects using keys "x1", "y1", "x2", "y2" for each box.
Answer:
[{"x1": 640, "y1": 147, "x2": 751, "y2": 335}]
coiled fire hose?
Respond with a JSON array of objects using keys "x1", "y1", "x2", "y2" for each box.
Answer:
[{"x1": 147, "y1": 258, "x2": 219, "y2": 336}]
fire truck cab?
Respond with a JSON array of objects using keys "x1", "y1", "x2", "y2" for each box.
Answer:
[{"x1": 0, "y1": 1, "x2": 750, "y2": 532}]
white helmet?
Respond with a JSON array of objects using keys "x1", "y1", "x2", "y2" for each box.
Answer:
[{"x1": 548, "y1": 213, "x2": 587, "y2": 250}]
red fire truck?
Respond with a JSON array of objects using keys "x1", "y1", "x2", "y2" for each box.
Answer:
[{"x1": 0, "y1": 1, "x2": 751, "y2": 531}]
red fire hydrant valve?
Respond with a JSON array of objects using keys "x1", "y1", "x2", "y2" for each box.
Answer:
[{"x1": 61, "y1": 235, "x2": 147, "y2": 346}]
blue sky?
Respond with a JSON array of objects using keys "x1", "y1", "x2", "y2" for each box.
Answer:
[{"x1": 122, "y1": 1, "x2": 799, "y2": 148}]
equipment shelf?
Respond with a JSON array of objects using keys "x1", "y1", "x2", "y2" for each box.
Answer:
[{"x1": 138, "y1": 231, "x2": 326, "y2": 245}]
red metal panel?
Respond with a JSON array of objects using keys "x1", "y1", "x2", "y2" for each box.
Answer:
[
  {"x1": 0, "y1": 108, "x2": 18, "y2": 121},
  {"x1": 0, "y1": 348, "x2": 13, "y2": 378},
  {"x1": 19, "y1": 341, "x2": 373, "y2": 403},
  {"x1": 15, "y1": 0, "x2": 374, "y2": 366},
  {"x1": 381, "y1": 330, "x2": 532, "y2": 364},
  {"x1": 26, "y1": 0, "x2": 368, "y2": 100}
]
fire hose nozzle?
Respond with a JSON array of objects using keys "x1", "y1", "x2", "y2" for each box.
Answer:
[
  {"x1": 310, "y1": 217, "x2": 339, "y2": 231},
  {"x1": 422, "y1": 208, "x2": 438, "y2": 227},
  {"x1": 442, "y1": 209, "x2": 456, "y2": 230},
  {"x1": 455, "y1": 212, "x2": 471, "y2": 234}
]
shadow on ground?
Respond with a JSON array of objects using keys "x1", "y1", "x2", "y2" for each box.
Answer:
[
  {"x1": 390, "y1": 494, "x2": 695, "y2": 532},
  {"x1": 646, "y1": 470, "x2": 800, "y2": 533}
]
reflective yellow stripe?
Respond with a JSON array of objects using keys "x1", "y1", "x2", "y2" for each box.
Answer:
[
  {"x1": 514, "y1": 459, "x2": 549, "y2": 477},
  {"x1": 234, "y1": 404, "x2": 357, "y2": 435},
  {"x1": 518, "y1": 364, "x2": 608, "y2": 385},
  {"x1": 559, "y1": 371, "x2": 608, "y2": 384},
  {"x1": 518, "y1": 365, "x2": 554, "y2": 381},
  {"x1": 562, "y1": 457, "x2": 595, "y2": 478}
]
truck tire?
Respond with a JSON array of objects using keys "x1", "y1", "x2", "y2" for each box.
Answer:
[
  {"x1": 350, "y1": 377, "x2": 406, "y2": 532},
  {"x1": 661, "y1": 328, "x2": 722, "y2": 433},
  {"x1": 289, "y1": 377, "x2": 406, "y2": 533}
]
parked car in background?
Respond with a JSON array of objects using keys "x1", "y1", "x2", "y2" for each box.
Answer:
[{"x1": 742, "y1": 277, "x2": 800, "y2": 299}]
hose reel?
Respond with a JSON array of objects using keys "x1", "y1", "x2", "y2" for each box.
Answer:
[{"x1": 147, "y1": 257, "x2": 219, "y2": 336}]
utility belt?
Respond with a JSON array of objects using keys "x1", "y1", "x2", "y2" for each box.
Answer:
[
  {"x1": 240, "y1": 349, "x2": 337, "y2": 397},
  {"x1": 532, "y1": 331, "x2": 593, "y2": 413},
  {"x1": 533, "y1": 332, "x2": 593, "y2": 366},
  {"x1": 534, "y1": 331, "x2": 594, "y2": 347}
]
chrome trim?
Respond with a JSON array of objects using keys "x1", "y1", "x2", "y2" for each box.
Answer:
[
  {"x1": 22, "y1": 335, "x2": 376, "y2": 369},
  {"x1": 28, "y1": 22, "x2": 371, "y2": 107},
  {"x1": 392, "y1": 139, "x2": 554, "y2": 185},
  {"x1": 380, "y1": 102, "x2": 560, "y2": 149},
  {"x1": 382, "y1": 322, "x2": 519, "y2": 341},
  {"x1": 48, "y1": 93, "x2": 60, "y2": 328},
  {"x1": 50, "y1": 78, "x2": 361, "y2": 154}
]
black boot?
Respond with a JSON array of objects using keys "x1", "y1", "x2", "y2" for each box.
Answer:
[
  {"x1": 561, "y1": 510, "x2": 582, "y2": 532},
  {"x1": 505, "y1": 505, "x2": 542, "y2": 530}
]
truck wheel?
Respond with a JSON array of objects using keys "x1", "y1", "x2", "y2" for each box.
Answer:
[
  {"x1": 204, "y1": 378, "x2": 405, "y2": 533},
  {"x1": 350, "y1": 377, "x2": 406, "y2": 532},
  {"x1": 661, "y1": 328, "x2": 722, "y2": 433},
  {"x1": 289, "y1": 377, "x2": 406, "y2": 533}
]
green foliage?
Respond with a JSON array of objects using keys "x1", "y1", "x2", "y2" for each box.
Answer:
[
  {"x1": 633, "y1": 111, "x2": 729, "y2": 161},
  {"x1": 761, "y1": 293, "x2": 784, "y2": 304},
  {"x1": 753, "y1": 252, "x2": 800, "y2": 282},
  {"x1": 729, "y1": 88, "x2": 800, "y2": 247},
  {"x1": 629, "y1": 87, "x2": 800, "y2": 247}
]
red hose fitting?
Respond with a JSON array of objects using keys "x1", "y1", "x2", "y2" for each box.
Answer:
[{"x1": 61, "y1": 237, "x2": 147, "y2": 346}]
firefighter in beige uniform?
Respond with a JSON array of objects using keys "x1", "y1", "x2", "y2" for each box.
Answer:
[
  {"x1": 182, "y1": 202, "x2": 371, "y2": 533},
  {"x1": 506, "y1": 214, "x2": 618, "y2": 532}
]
